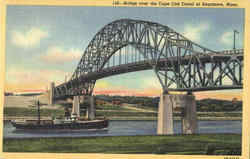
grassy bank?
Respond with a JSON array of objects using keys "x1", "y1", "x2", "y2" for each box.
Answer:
[
  {"x1": 3, "y1": 107, "x2": 156, "y2": 118},
  {"x1": 3, "y1": 134, "x2": 241, "y2": 155},
  {"x1": 4, "y1": 107, "x2": 64, "y2": 117},
  {"x1": 4, "y1": 107, "x2": 242, "y2": 121}
]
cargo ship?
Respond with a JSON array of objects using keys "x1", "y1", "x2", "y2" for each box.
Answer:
[
  {"x1": 11, "y1": 118, "x2": 109, "y2": 131},
  {"x1": 11, "y1": 100, "x2": 109, "y2": 131}
]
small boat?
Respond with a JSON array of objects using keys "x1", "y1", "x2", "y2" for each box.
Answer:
[{"x1": 11, "y1": 99, "x2": 109, "y2": 131}]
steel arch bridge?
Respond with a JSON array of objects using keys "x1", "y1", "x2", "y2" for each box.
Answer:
[{"x1": 53, "y1": 19, "x2": 243, "y2": 99}]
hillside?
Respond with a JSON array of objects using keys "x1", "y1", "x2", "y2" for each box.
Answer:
[{"x1": 95, "y1": 95, "x2": 242, "y2": 112}]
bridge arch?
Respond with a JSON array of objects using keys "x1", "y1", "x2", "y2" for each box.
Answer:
[{"x1": 72, "y1": 19, "x2": 215, "y2": 79}]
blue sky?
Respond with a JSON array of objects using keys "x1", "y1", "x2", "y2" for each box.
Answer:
[{"x1": 5, "y1": 6, "x2": 244, "y2": 98}]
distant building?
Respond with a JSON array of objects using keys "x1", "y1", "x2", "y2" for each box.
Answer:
[
  {"x1": 4, "y1": 92, "x2": 13, "y2": 96},
  {"x1": 112, "y1": 100, "x2": 122, "y2": 106},
  {"x1": 13, "y1": 90, "x2": 45, "y2": 96},
  {"x1": 95, "y1": 99, "x2": 106, "y2": 105}
]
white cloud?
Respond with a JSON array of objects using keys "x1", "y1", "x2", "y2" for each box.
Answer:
[
  {"x1": 6, "y1": 68, "x2": 70, "y2": 86},
  {"x1": 142, "y1": 76, "x2": 161, "y2": 89},
  {"x1": 40, "y1": 46, "x2": 82, "y2": 64},
  {"x1": 11, "y1": 28, "x2": 49, "y2": 48},
  {"x1": 183, "y1": 23, "x2": 210, "y2": 42},
  {"x1": 220, "y1": 31, "x2": 233, "y2": 46}
]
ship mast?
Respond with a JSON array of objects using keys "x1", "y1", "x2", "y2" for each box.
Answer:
[{"x1": 37, "y1": 100, "x2": 40, "y2": 125}]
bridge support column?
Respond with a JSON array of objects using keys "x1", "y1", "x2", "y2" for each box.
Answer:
[
  {"x1": 181, "y1": 95, "x2": 198, "y2": 134},
  {"x1": 49, "y1": 82, "x2": 55, "y2": 105},
  {"x1": 72, "y1": 96, "x2": 80, "y2": 118},
  {"x1": 157, "y1": 94, "x2": 174, "y2": 135},
  {"x1": 86, "y1": 96, "x2": 96, "y2": 120},
  {"x1": 157, "y1": 94, "x2": 197, "y2": 135}
]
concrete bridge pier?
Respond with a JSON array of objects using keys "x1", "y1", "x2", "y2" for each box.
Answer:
[
  {"x1": 181, "y1": 95, "x2": 198, "y2": 134},
  {"x1": 157, "y1": 94, "x2": 197, "y2": 135},
  {"x1": 72, "y1": 96, "x2": 81, "y2": 118},
  {"x1": 86, "y1": 96, "x2": 96, "y2": 120},
  {"x1": 157, "y1": 94, "x2": 174, "y2": 135},
  {"x1": 49, "y1": 82, "x2": 55, "y2": 105}
]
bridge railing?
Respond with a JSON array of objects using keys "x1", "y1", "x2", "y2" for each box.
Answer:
[
  {"x1": 54, "y1": 48, "x2": 243, "y2": 96},
  {"x1": 55, "y1": 49, "x2": 243, "y2": 87},
  {"x1": 220, "y1": 49, "x2": 243, "y2": 55}
]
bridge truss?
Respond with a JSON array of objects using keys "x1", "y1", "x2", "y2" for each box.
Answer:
[{"x1": 54, "y1": 19, "x2": 243, "y2": 99}]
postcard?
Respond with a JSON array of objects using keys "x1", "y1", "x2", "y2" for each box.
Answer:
[{"x1": 0, "y1": 0, "x2": 249, "y2": 159}]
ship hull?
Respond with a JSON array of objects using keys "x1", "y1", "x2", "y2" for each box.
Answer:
[{"x1": 11, "y1": 119, "x2": 109, "y2": 131}]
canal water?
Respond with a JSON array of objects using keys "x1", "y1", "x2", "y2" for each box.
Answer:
[{"x1": 3, "y1": 120, "x2": 242, "y2": 138}]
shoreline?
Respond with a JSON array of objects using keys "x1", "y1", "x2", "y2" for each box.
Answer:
[
  {"x1": 110, "y1": 116, "x2": 242, "y2": 121},
  {"x1": 4, "y1": 116, "x2": 242, "y2": 121}
]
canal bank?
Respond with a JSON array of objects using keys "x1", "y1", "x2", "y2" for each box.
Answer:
[
  {"x1": 108, "y1": 116, "x2": 242, "y2": 121},
  {"x1": 4, "y1": 95, "x2": 242, "y2": 121},
  {"x1": 3, "y1": 107, "x2": 242, "y2": 121},
  {"x1": 4, "y1": 115, "x2": 242, "y2": 122},
  {"x1": 3, "y1": 134, "x2": 241, "y2": 155}
]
